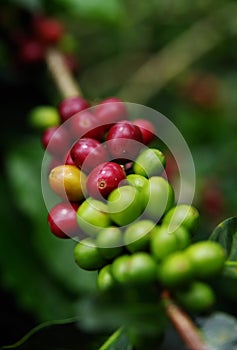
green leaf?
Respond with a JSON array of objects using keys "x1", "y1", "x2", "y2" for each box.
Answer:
[
  {"x1": 209, "y1": 217, "x2": 237, "y2": 261},
  {"x1": 198, "y1": 312, "x2": 237, "y2": 350},
  {"x1": 98, "y1": 328, "x2": 132, "y2": 350}
]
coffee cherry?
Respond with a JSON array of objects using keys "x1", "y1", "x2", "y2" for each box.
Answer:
[
  {"x1": 185, "y1": 241, "x2": 226, "y2": 279},
  {"x1": 33, "y1": 16, "x2": 64, "y2": 44},
  {"x1": 111, "y1": 255, "x2": 131, "y2": 284},
  {"x1": 29, "y1": 106, "x2": 60, "y2": 130},
  {"x1": 49, "y1": 165, "x2": 87, "y2": 202},
  {"x1": 142, "y1": 176, "x2": 174, "y2": 222},
  {"x1": 174, "y1": 225, "x2": 191, "y2": 250},
  {"x1": 76, "y1": 197, "x2": 111, "y2": 236},
  {"x1": 162, "y1": 204, "x2": 199, "y2": 232},
  {"x1": 150, "y1": 225, "x2": 180, "y2": 262},
  {"x1": 126, "y1": 174, "x2": 149, "y2": 193},
  {"x1": 158, "y1": 252, "x2": 193, "y2": 288},
  {"x1": 70, "y1": 138, "x2": 109, "y2": 173},
  {"x1": 96, "y1": 226, "x2": 123, "y2": 259},
  {"x1": 133, "y1": 148, "x2": 166, "y2": 178},
  {"x1": 41, "y1": 126, "x2": 70, "y2": 158},
  {"x1": 47, "y1": 202, "x2": 80, "y2": 238},
  {"x1": 97, "y1": 265, "x2": 116, "y2": 292},
  {"x1": 106, "y1": 120, "x2": 143, "y2": 163},
  {"x1": 107, "y1": 185, "x2": 143, "y2": 226},
  {"x1": 86, "y1": 162, "x2": 126, "y2": 199},
  {"x1": 132, "y1": 118, "x2": 156, "y2": 145},
  {"x1": 69, "y1": 110, "x2": 105, "y2": 140},
  {"x1": 74, "y1": 238, "x2": 106, "y2": 271},
  {"x1": 94, "y1": 97, "x2": 127, "y2": 130},
  {"x1": 174, "y1": 281, "x2": 216, "y2": 313},
  {"x1": 58, "y1": 96, "x2": 90, "y2": 123},
  {"x1": 127, "y1": 252, "x2": 157, "y2": 285},
  {"x1": 124, "y1": 220, "x2": 156, "y2": 253},
  {"x1": 19, "y1": 39, "x2": 44, "y2": 64}
]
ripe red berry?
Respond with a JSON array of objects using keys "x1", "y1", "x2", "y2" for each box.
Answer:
[
  {"x1": 41, "y1": 126, "x2": 70, "y2": 158},
  {"x1": 19, "y1": 39, "x2": 44, "y2": 64},
  {"x1": 94, "y1": 97, "x2": 128, "y2": 130},
  {"x1": 47, "y1": 202, "x2": 80, "y2": 238},
  {"x1": 132, "y1": 118, "x2": 156, "y2": 145},
  {"x1": 86, "y1": 162, "x2": 126, "y2": 199},
  {"x1": 70, "y1": 138, "x2": 109, "y2": 173},
  {"x1": 106, "y1": 120, "x2": 143, "y2": 163},
  {"x1": 33, "y1": 16, "x2": 64, "y2": 45},
  {"x1": 58, "y1": 96, "x2": 90, "y2": 123},
  {"x1": 69, "y1": 110, "x2": 105, "y2": 140}
]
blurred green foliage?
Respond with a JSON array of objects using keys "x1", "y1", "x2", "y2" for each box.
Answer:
[{"x1": 1, "y1": 0, "x2": 237, "y2": 349}]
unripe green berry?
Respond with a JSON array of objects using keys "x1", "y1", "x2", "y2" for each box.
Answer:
[
  {"x1": 29, "y1": 106, "x2": 60, "y2": 130},
  {"x1": 124, "y1": 219, "x2": 156, "y2": 253},
  {"x1": 96, "y1": 226, "x2": 123, "y2": 259},
  {"x1": 74, "y1": 238, "x2": 106, "y2": 271},
  {"x1": 158, "y1": 252, "x2": 193, "y2": 288},
  {"x1": 185, "y1": 241, "x2": 226, "y2": 279},
  {"x1": 162, "y1": 204, "x2": 199, "y2": 232},
  {"x1": 174, "y1": 281, "x2": 216, "y2": 313},
  {"x1": 97, "y1": 265, "x2": 116, "y2": 292},
  {"x1": 133, "y1": 148, "x2": 166, "y2": 178}
]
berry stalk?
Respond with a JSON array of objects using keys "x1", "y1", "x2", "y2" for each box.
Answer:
[
  {"x1": 162, "y1": 291, "x2": 211, "y2": 350},
  {"x1": 45, "y1": 47, "x2": 83, "y2": 98}
]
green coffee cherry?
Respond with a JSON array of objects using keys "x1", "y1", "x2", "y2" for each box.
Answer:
[
  {"x1": 128, "y1": 252, "x2": 157, "y2": 285},
  {"x1": 142, "y1": 176, "x2": 174, "y2": 222},
  {"x1": 150, "y1": 225, "x2": 189, "y2": 262},
  {"x1": 185, "y1": 241, "x2": 226, "y2": 279},
  {"x1": 96, "y1": 226, "x2": 123, "y2": 259},
  {"x1": 133, "y1": 148, "x2": 166, "y2": 178},
  {"x1": 97, "y1": 265, "x2": 116, "y2": 292},
  {"x1": 162, "y1": 204, "x2": 199, "y2": 232},
  {"x1": 111, "y1": 255, "x2": 131, "y2": 284},
  {"x1": 158, "y1": 252, "x2": 193, "y2": 288},
  {"x1": 28, "y1": 106, "x2": 60, "y2": 129},
  {"x1": 124, "y1": 219, "x2": 156, "y2": 253},
  {"x1": 77, "y1": 198, "x2": 112, "y2": 236},
  {"x1": 74, "y1": 238, "x2": 106, "y2": 271},
  {"x1": 174, "y1": 281, "x2": 216, "y2": 313},
  {"x1": 107, "y1": 185, "x2": 143, "y2": 226},
  {"x1": 111, "y1": 253, "x2": 157, "y2": 285}
]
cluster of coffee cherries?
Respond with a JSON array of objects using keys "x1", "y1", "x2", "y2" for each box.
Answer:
[
  {"x1": 39, "y1": 96, "x2": 226, "y2": 320},
  {"x1": 11, "y1": 13, "x2": 78, "y2": 71}
]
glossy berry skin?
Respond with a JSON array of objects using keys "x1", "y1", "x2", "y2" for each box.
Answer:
[
  {"x1": 94, "y1": 97, "x2": 127, "y2": 130},
  {"x1": 132, "y1": 118, "x2": 156, "y2": 145},
  {"x1": 69, "y1": 110, "x2": 105, "y2": 140},
  {"x1": 33, "y1": 16, "x2": 64, "y2": 44},
  {"x1": 70, "y1": 138, "x2": 109, "y2": 173},
  {"x1": 47, "y1": 202, "x2": 80, "y2": 238},
  {"x1": 41, "y1": 126, "x2": 70, "y2": 158},
  {"x1": 97, "y1": 265, "x2": 116, "y2": 292},
  {"x1": 185, "y1": 241, "x2": 226, "y2": 279},
  {"x1": 58, "y1": 96, "x2": 90, "y2": 123},
  {"x1": 49, "y1": 165, "x2": 87, "y2": 202},
  {"x1": 106, "y1": 120, "x2": 143, "y2": 163},
  {"x1": 86, "y1": 162, "x2": 126, "y2": 199},
  {"x1": 158, "y1": 252, "x2": 193, "y2": 288},
  {"x1": 74, "y1": 238, "x2": 106, "y2": 271}
]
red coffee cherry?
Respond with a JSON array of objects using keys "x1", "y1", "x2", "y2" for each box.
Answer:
[
  {"x1": 58, "y1": 96, "x2": 90, "y2": 123},
  {"x1": 47, "y1": 202, "x2": 80, "y2": 238}
]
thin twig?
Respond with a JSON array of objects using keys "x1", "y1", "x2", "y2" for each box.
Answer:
[
  {"x1": 45, "y1": 47, "x2": 83, "y2": 99},
  {"x1": 118, "y1": 3, "x2": 237, "y2": 103},
  {"x1": 162, "y1": 291, "x2": 212, "y2": 350}
]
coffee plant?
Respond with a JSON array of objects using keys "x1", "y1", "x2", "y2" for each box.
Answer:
[{"x1": 1, "y1": 1, "x2": 237, "y2": 350}]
